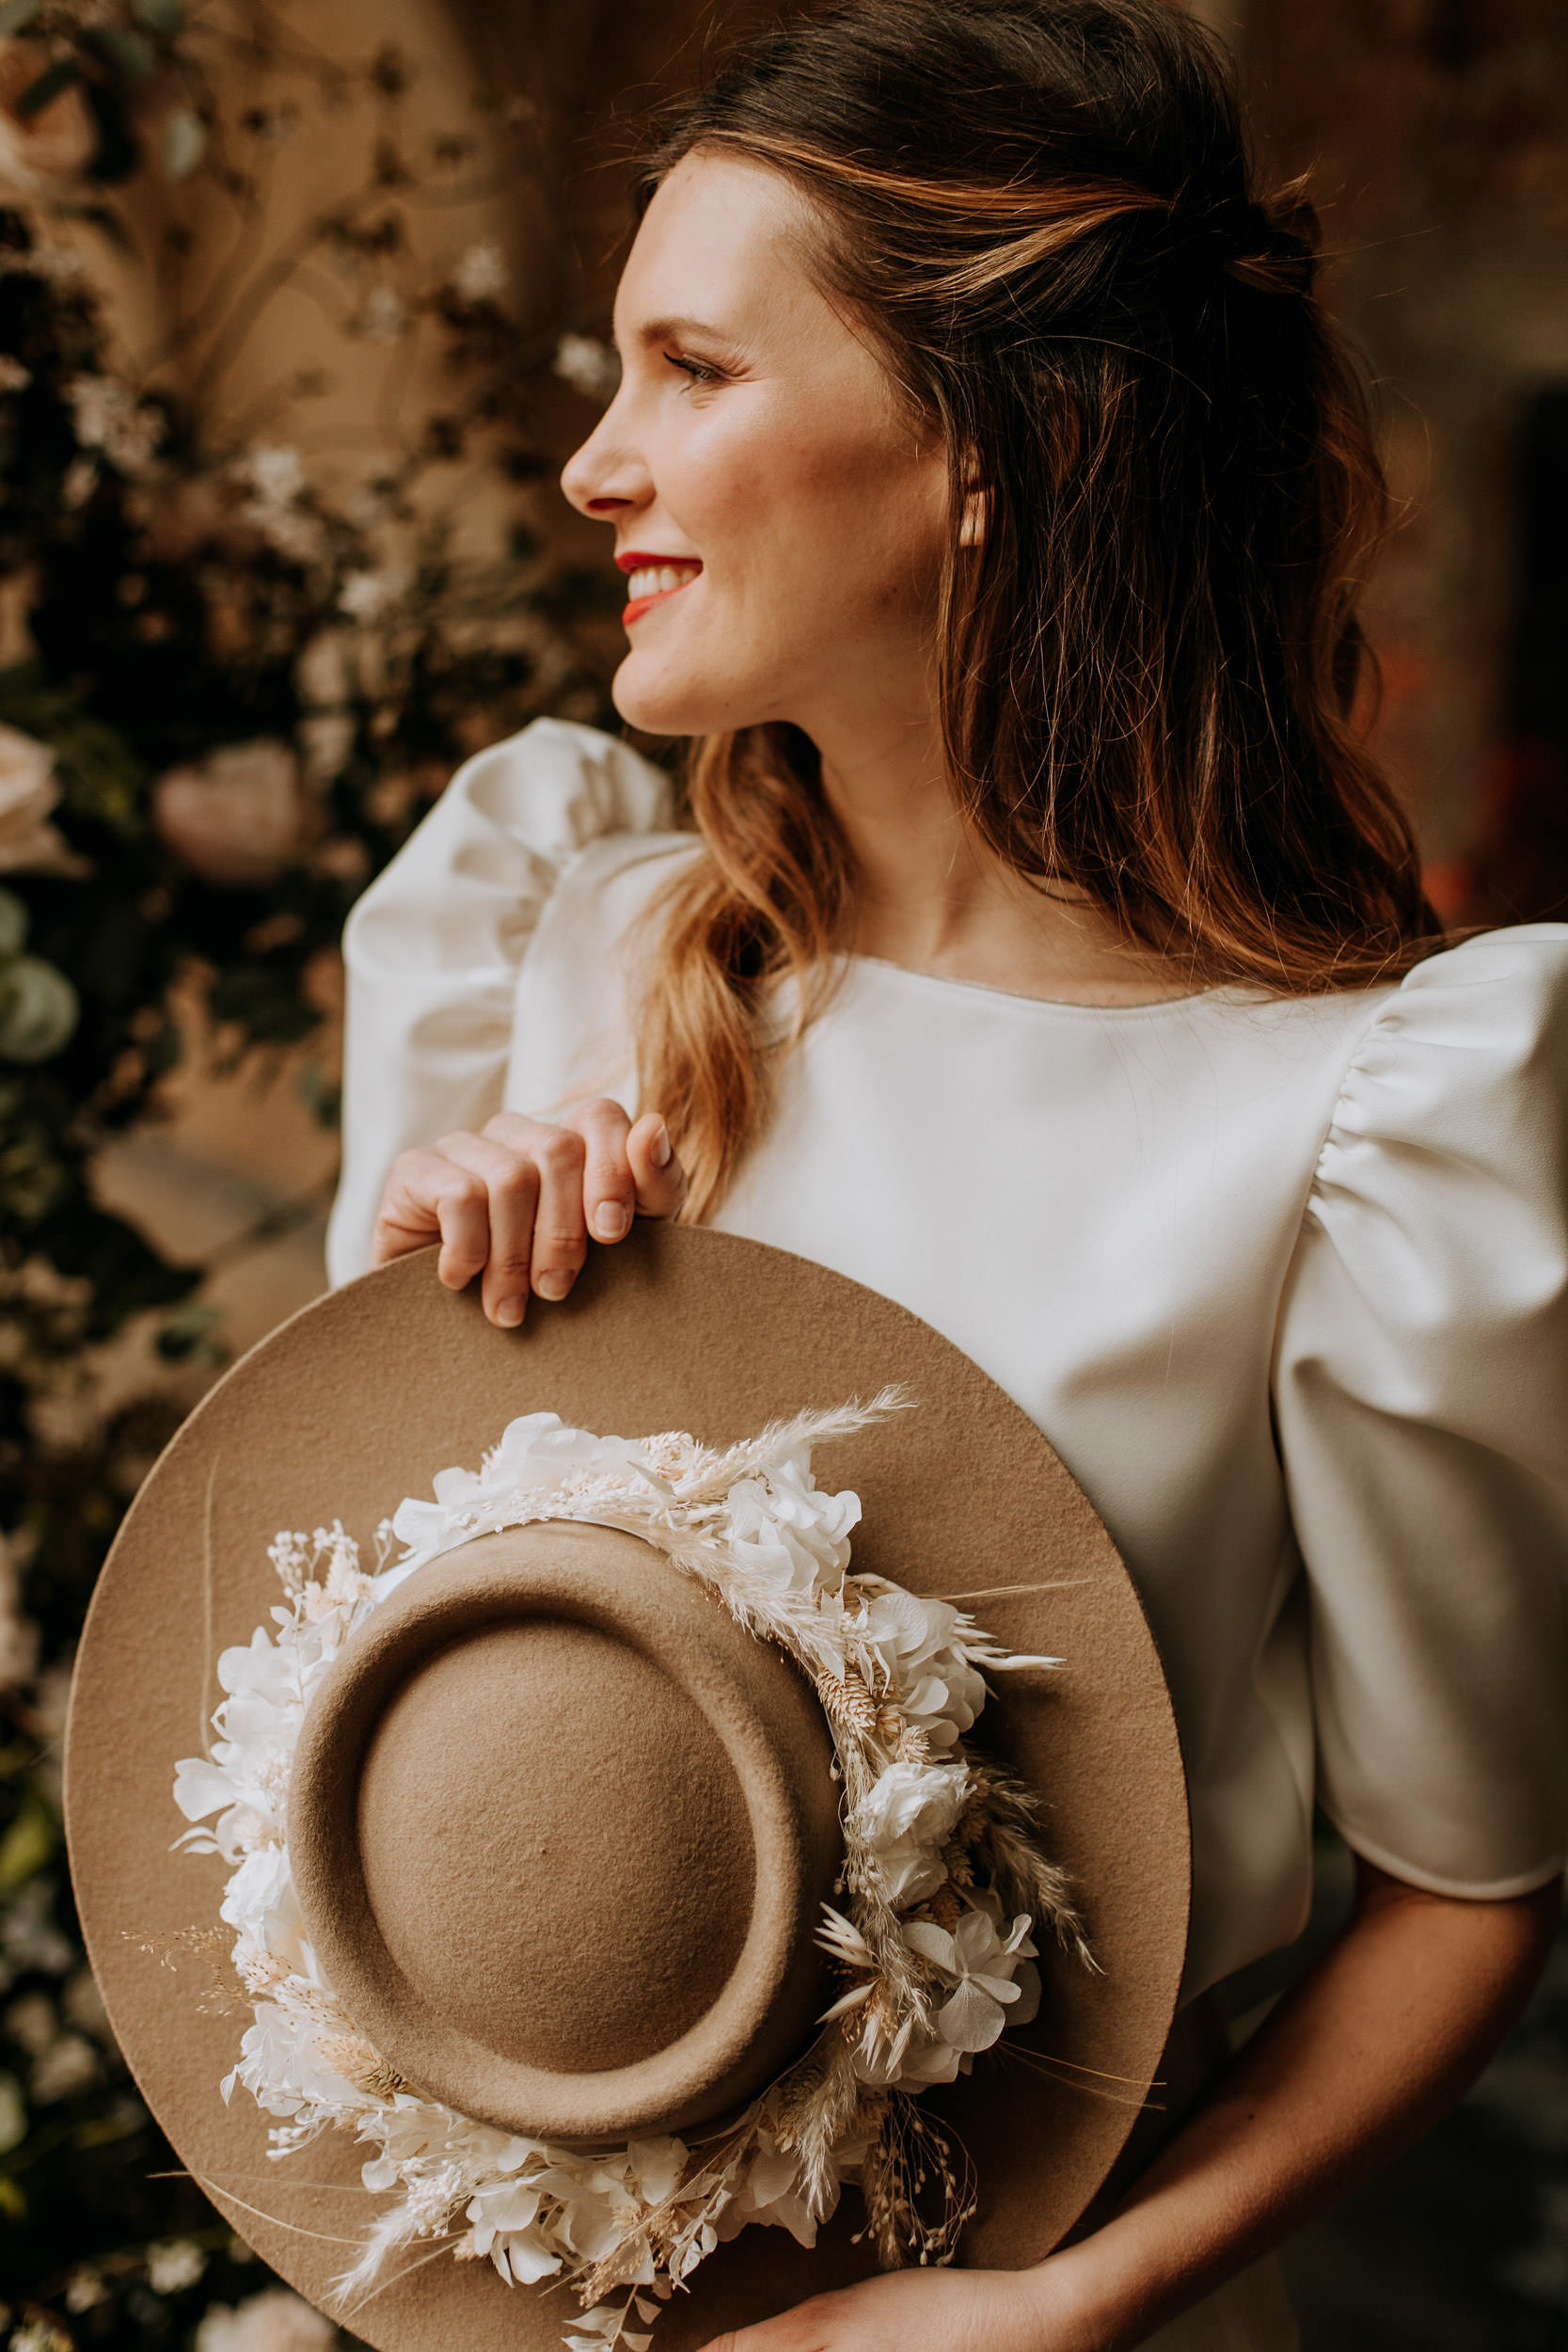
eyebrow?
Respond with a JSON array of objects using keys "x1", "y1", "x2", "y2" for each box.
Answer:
[{"x1": 614, "y1": 314, "x2": 735, "y2": 352}]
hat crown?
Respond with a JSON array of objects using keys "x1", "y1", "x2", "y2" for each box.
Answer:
[{"x1": 289, "y1": 1518, "x2": 845, "y2": 2140}]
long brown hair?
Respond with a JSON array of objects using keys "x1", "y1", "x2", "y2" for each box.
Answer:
[{"x1": 630, "y1": 0, "x2": 1441, "y2": 1219}]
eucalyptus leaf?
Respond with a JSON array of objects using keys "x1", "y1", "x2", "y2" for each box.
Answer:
[
  {"x1": 0, "y1": 953, "x2": 78, "y2": 1062},
  {"x1": 163, "y1": 106, "x2": 205, "y2": 178}
]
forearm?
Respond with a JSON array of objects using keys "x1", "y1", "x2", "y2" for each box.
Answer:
[{"x1": 1036, "y1": 1865, "x2": 1561, "y2": 2350}]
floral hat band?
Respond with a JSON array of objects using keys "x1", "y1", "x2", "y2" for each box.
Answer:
[{"x1": 66, "y1": 1227, "x2": 1190, "y2": 2352}]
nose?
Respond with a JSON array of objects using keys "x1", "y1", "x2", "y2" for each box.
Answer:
[{"x1": 561, "y1": 401, "x2": 653, "y2": 523}]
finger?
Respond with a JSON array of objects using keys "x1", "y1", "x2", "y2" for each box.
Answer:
[
  {"x1": 526, "y1": 1120, "x2": 591, "y2": 1300},
  {"x1": 372, "y1": 1149, "x2": 489, "y2": 1285},
  {"x1": 565, "y1": 1097, "x2": 638, "y2": 1248},
  {"x1": 436, "y1": 1131, "x2": 540, "y2": 1327},
  {"x1": 626, "y1": 1109, "x2": 689, "y2": 1219}
]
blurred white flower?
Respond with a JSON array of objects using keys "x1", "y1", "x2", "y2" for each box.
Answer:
[
  {"x1": 146, "y1": 2240, "x2": 206, "y2": 2294},
  {"x1": 0, "y1": 723, "x2": 85, "y2": 877},
  {"x1": 61, "y1": 1967, "x2": 113, "y2": 2046},
  {"x1": 0, "y1": 1526, "x2": 38, "y2": 1688},
  {"x1": 30, "y1": 2029, "x2": 98, "y2": 2103},
  {"x1": 0, "y1": 1880, "x2": 72, "y2": 1979},
  {"x1": 195, "y1": 2287, "x2": 337, "y2": 2352},
  {"x1": 64, "y1": 2272, "x2": 109, "y2": 2313},
  {"x1": 10, "y1": 2318, "x2": 72, "y2": 2352},
  {"x1": 0, "y1": 41, "x2": 96, "y2": 197},
  {"x1": 451, "y1": 239, "x2": 508, "y2": 305},
  {"x1": 553, "y1": 333, "x2": 621, "y2": 404},
  {"x1": 338, "y1": 565, "x2": 410, "y2": 625},
  {"x1": 153, "y1": 739, "x2": 308, "y2": 885},
  {"x1": 61, "y1": 454, "x2": 95, "y2": 510},
  {"x1": 294, "y1": 629, "x2": 351, "y2": 708},
  {"x1": 356, "y1": 287, "x2": 408, "y2": 343},
  {"x1": 0, "y1": 356, "x2": 28, "y2": 392},
  {"x1": 68, "y1": 376, "x2": 163, "y2": 474},
  {"x1": 4, "y1": 1990, "x2": 54, "y2": 2056},
  {"x1": 298, "y1": 710, "x2": 355, "y2": 784},
  {"x1": 234, "y1": 445, "x2": 326, "y2": 564}
]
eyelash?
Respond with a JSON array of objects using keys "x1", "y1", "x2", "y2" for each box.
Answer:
[{"x1": 665, "y1": 351, "x2": 725, "y2": 389}]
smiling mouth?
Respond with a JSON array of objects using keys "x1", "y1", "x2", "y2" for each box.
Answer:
[{"x1": 620, "y1": 560, "x2": 702, "y2": 628}]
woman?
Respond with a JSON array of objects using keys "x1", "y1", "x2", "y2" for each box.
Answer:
[{"x1": 325, "y1": 3, "x2": 1568, "y2": 2345}]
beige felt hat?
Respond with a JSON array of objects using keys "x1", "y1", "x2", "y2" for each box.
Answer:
[{"x1": 66, "y1": 1225, "x2": 1189, "y2": 2351}]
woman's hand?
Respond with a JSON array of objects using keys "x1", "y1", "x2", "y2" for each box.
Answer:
[
  {"x1": 697, "y1": 2263, "x2": 1089, "y2": 2352},
  {"x1": 371, "y1": 1101, "x2": 688, "y2": 1327}
]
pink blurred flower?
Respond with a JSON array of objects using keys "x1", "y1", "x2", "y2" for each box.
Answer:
[{"x1": 153, "y1": 739, "x2": 309, "y2": 885}]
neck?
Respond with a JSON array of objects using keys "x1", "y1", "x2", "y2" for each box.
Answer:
[{"x1": 804, "y1": 702, "x2": 1194, "y2": 1008}]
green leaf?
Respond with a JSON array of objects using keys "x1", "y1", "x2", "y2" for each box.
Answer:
[
  {"x1": 0, "y1": 1792, "x2": 56, "y2": 1892},
  {"x1": 0, "y1": 0, "x2": 43, "y2": 37},
  {"x1": 14, "y1": 58, "x2": 82, "y2": 121},
  {"x1": 132, "y1": 0, "x2": 184, "y2": 27},
  {"x1": 163, "y1": 106, "x2": 205, "y2": 178}
]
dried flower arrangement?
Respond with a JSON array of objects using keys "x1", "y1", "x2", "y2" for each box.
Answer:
[{"x1": 173, "y1": 1398, "x2": 1087, "y2": 2349}]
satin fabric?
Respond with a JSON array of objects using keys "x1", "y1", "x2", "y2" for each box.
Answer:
[{"x1": 328, "y1": 719, "x2": 1568, "y2": 2347}]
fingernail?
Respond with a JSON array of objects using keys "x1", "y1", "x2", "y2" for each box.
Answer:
[
  {"x1": 650, "y1": 1120, "x2": 673, "y2": 1168},
  {"x1": 533, "y1": 1270, "x2": 574, "y2": 1301},
  {"x1": 494, "y1": 1296, "x2": 525, "y2": 1327},
  {"x1": 593, "y1": 1201, "x2": 631, "y2": 1241}
]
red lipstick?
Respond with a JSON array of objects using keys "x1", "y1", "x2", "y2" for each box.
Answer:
[{"x1": 616, "y1": 550, "x2": 703, "y2": 628}]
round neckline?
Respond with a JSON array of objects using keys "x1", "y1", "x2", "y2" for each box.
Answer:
[{"x1": 847, "y1": 951, "x2": 1242, "y2": 1017}]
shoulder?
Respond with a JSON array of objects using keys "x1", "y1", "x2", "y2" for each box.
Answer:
[{"x1": 1314, "y1": 924, "x2": 1568, "y2": 1192}]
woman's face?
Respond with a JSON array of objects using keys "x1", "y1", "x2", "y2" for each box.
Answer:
[{"x1": 561, "y1": 151, "x2": 952, "y2": 742}]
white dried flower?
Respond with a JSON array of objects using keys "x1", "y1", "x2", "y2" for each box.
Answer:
[
  {"x1": 553, "y1": 333, "x2": 621, "y2": 405},
  {"x1": 451, "y1": 240, "x2": 509, "y2": 304}
]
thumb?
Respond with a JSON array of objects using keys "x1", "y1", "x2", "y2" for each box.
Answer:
[{"x1": 627, "y1": 1111, "x2": 689, "y2": 1219}]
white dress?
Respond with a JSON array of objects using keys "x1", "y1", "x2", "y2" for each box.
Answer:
[{"x1": 327, "y1": 720, "x2": 1568, "y2": 2351}]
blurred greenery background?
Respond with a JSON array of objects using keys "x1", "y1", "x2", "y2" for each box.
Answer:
[{"x1": 0, "y1": 2, "x2": 1565, "y2": 2347}]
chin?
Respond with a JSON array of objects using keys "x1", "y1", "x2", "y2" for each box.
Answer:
[{"x1": 610, "y1": 647, "x2": 765, "y2": 740}]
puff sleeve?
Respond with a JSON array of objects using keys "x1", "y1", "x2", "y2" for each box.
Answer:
[
  {"x1": 325, "y1": 719, "x2": 674, "y2": 1287},
  {"x1": 1275, "y1": 925, "x2": 1568, "y2": 1897}
]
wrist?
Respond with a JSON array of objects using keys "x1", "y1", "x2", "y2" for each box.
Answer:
[{"x1": 1021, "y1": 2225, "x2": 1170, "y2": 2352}]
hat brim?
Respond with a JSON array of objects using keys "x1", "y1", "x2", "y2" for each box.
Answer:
[{"x1": 66, "y1": 1225, "x2": 1188, "y2": 2350}]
